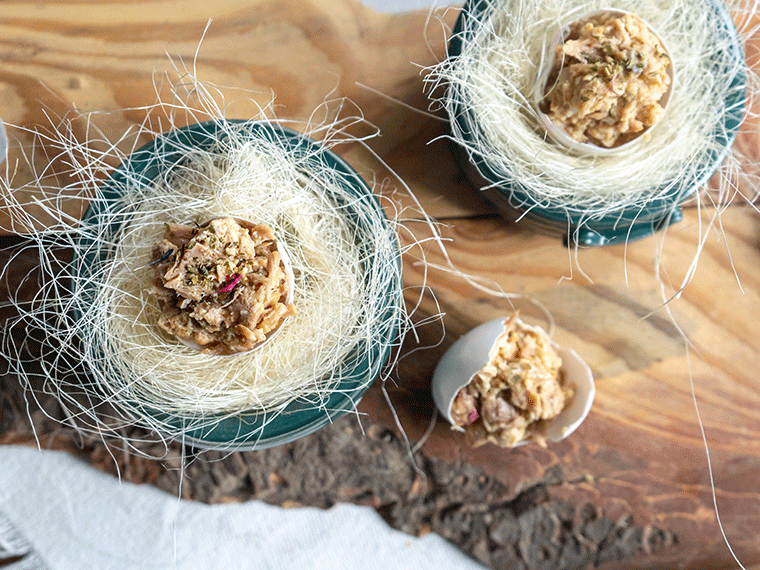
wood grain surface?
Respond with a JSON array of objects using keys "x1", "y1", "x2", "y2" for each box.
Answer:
[{"x1": 1, "y1": 1, "x2": 760, "y2": 569}]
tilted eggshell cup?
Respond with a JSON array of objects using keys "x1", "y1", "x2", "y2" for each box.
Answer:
[
  {"x1": 176, "y1": 216, "x2": 296, "y2": 355},
  {"x1": 431, "y1": 317, "x2": 595, "y2": 446},
  {"x1": 533, "y1": 9, "x2": 675, "y2": 156}
]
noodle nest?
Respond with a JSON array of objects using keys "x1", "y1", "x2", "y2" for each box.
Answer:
[
  {"x1": 434, "y1": 0, "x2": 746, "y2": 245},
  {"x1": 66, "y1": 119, "x2": 403, "y2": 449}
]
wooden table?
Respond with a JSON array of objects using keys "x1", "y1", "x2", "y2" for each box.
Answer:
[{"x1": 1, "y1": 1, "x2": 759, "y2": 569}]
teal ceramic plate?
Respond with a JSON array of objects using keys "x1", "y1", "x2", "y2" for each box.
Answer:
[
  {"x1": 73, "y1": 120, "x2": 402, "y2": 450},
  {"x1": 447, "y1": 0, "x2": 746, "y2": 246}
]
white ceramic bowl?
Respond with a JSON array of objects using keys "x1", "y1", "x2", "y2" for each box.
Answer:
[
  {"x1": 431, "y1": 316, "x2": 595, "y2": 446},
  {"x1": 533, "y1": 9, "x2": 675, "y2": 156}
]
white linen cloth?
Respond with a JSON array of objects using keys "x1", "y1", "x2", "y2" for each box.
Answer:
[{"x1": 0, "y1": 446, "x2": 486, "y2": 570}]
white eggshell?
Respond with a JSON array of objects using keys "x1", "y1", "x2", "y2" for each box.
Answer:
[
  {"x1": 532, "y1": 9, "x2": 675, "y2": 156},
  {"x1": 431, "y1": 317, "x2": 595, "y2": 446}
]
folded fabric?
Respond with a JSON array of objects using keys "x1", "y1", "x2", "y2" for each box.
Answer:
[
  {"x1": 0, "y1": 508, "x2": 50, "y2": 570},
  {"x1": 0, "y1": 446, "x2": 485, "y2": 570}
]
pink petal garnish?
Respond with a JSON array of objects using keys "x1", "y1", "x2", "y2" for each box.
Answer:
[
  {"x1": 467, "y1": 408, "x2": 479, "y2": 425},
  {"x1": 219, "y1": 273, "x2": 241, "y2": 293}
]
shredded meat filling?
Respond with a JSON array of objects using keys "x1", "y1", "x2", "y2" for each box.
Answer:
[
  {"x1": 450, "y1": 315, "x2": 574, "y2": 447},
  {"x1": 149, "y1": 217, "x2": 296, "y2": 355},
  {"x1": 540, "y1": 11, "x2": 671, "y2": 148}
]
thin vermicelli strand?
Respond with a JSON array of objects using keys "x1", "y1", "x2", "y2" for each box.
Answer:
[{"x1": 425, "y1": 0, "x2": 751, "y2": 215}]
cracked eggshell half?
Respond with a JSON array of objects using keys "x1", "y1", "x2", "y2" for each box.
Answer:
[
  {"x1": 533, "y1": 9, "x2": 675, "y2": 156},
  {"x1": 431, "y1": 316, "x2": 595, "y2": 446}
]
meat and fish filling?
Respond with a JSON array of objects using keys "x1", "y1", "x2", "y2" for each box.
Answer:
[
  {"x1": 149, "y1": 217, "x2": 296, "y2": 355},
  {"x1": 540, "y1": 11, "x2": 671, "y2": 148},
  {"x1": 450, "y1": 316, "x2": 574, "y2": 447}
]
